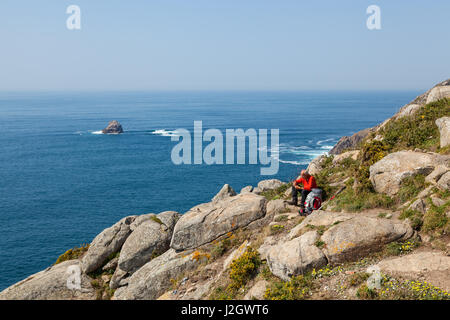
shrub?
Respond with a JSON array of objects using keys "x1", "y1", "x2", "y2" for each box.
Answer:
[
  {"x1": 260, "y1": 183, "x2": 290, "y2": 201},
  {"x1": 55, "y1": 244, "x2": 90, "y2": 265},
  {"x1": 228, "y1": 247, "x2": 261, "y2": 291},
  {"x1": 264, "y1": 275, "x2": 313, "y2": 300},
  {"x1": 381, "y1": 98, "x2": 450, "y2": 152}
]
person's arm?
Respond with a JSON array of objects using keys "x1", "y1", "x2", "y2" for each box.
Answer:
[{"x1": 293, "y1": 177, "x2": 304, "y2": 189}]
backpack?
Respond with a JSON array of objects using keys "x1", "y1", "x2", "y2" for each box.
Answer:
[{"x1": 303, "y1": 188, "x2": 323, "y2": 215}]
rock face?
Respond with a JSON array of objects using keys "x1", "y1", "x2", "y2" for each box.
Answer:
[
  {"x1": 81, "y1": 216, "x2": 136, "y2": 274},
  {"x1": 436, "y1": 117, "x2": 450, "y2": 148},
  {"x1": 332, "y1": 150, "x2": 360, "y2": 164},
  {"x1": 369, "y1": 151, "x2": 448, "y2": 196},
  {"x1": 170, "y1": 193, "x2": 267, "y2": 251},
  {"x1": 307, "y1": 155, "x2": 326, "y2": 176},
  {"x1": 118, "y1": 212, "x2": 180, "y2": 273},
  {"x1": 0, "y1": 260, "x2": 95, "y2": 300},
  {"x1": 329, "y1": 128, "x2": 372, "y2": 155},
  {"x1": 102, "y1": 120, "x2": 123, "y2": 134},
  {"x1": 321, "y1": 217, "x2": 413, "y2": 264},
  {"x1": 211, "y1": 184, "x2": 236, "y2": 203},
  {"x1": 113, "y1": 249, "x2": 200, "y2": 300},
  {"x1": 393, "y1": 79, "x2": 450, "y2": 120},
  {"x1": 266, "y1": 231, "x2": 327, "y2": 281}
]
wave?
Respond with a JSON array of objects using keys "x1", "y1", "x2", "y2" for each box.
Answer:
[
  {"x1": 91, "y1": 130, "x2": 103, "y2": 135},
  {"x1": 151, "y1": 129, "x2": 180, "y2": 137}
]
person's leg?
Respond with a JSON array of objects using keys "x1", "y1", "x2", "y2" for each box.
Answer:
[{"x1": 289, "y1": 186, "x2": 298, "y2": 205}]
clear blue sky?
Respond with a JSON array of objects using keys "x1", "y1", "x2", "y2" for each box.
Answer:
[{"x1": 1, "y1": 0, "x2": 449, "y2": 91}]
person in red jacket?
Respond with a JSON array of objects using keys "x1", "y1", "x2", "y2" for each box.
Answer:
[{"x1": 288, "y1": 170, "x2": 317, "y2": 211}]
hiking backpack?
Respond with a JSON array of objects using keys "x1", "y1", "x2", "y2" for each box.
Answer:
[{"x1": 304, "y1": 188, "x2": 323, "y2": 215}]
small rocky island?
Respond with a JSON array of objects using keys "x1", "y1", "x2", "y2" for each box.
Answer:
[{"x1": 102, "y1": 120, "x2": 123, "y2": 134}]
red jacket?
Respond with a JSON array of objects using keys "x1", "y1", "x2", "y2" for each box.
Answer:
[{"x1": 294, "y1": 176, "x2": 317, "y2": 191}]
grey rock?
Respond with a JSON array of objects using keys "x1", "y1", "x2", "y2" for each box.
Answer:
[
  {"x1": 409, "y1": 198, "x2": 427, "y2": 214},
  {"x1": 266, "y1": 231, "x2": 327, "y2": 281},
  {"x1": 102, "y1": 257, "x2": 119, "y2": 272},
  {"x1": 288, "y1": 210, "x2": 354, "y2": 240},
  {"x1": 322, "y1": 217, "x2": 413, "y2": 264},
  {"x1": 240, "y1": 186, "x2": 254, "y2": 194},
  {"x1": 102, "y1": 120, "x2": 123, "y2": 134},
  {"x1": 437, "y1": 171, "x2": 450, "y2": 190},
  {"x1": 369, "y1": 151, "x2": 445, "y2": 196},
  {"x1": 113, "y1": 249, "x2": 201, "y2": 300},
  {"x1": 118, "y1": 212, "x2": 179, "y2": 273},
  {"x1": 307, "y1": 155, "x2": 326, "y2": 176},
  {"x1": 257, "y1": 179, "x2": 284, "y2": 191},
  {"x1": 170, "y1": 193, "x2": 266, "y2": 251},
  {"x1": 212, "y1": 184, "x2": 236, "y2": 203},
  {"x1": 425, "y1": 165, "x2": 449, "y2": 185},
  {"x1": 81, "y1": 216, "x2": 136, "y2": 274},
  {"x1": 0, "y1": 260, "x2": 95, "y2": 300},
  {"x1": 436, "y1": 117, "x2": 450, "y2": 148},
  {"x1": 244, "y1": 280, "x2": 268, "y2": 300},
  {"x1": 329, "y1": 128, "x2": 372, "y2": 155},
  {"x1": 332, "y1": 150, "x2": 360, "y2": 164}
]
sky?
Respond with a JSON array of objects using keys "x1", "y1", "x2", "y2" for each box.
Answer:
[{"x1": 0, "y1": 0, "x2": 449, "y2": 91}]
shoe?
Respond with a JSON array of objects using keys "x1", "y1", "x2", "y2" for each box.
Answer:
[{"x1": 287, "y1": 200, "x2": 298, "y2": 206}]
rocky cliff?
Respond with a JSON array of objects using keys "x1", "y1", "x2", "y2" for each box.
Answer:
[{"x1": 1, "y1": 80, "x2": 450, "y2": 301}]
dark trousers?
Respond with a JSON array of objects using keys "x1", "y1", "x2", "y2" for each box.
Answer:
[{"x1": 292, "y1": 186, "x2": 310, "y2": 208}]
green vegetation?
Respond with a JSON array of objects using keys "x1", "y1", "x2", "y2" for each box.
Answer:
[
  {"x1": 264, "y1": 275, "x2": 314, "y2": 300},
  {"x1": 260, "y1": 183, "x2": 290, "y2": 201},
  {"x1": 397, "y1": 174, "x2": 428, "y2": 204},
  {"x1": 315, "y1": 99, "x2": 450, "y2": 213},
  {"x1": 211, "y1": 237, "x2": 232, "y2": 259},
  {"x1": 346, "y1": 272, "x2": 370, "y2": 287},
  {"x1": 274, "y1": 215, "x2": 289, "y2": 222},
  {"x1": 54, "y1": 244, "x2": 89, "y2": 265},
  {"x1": 356, "y1": 284, "x2": 378, "y2": 299},
  {"x1": 228, "y1": 247, "x2": 261, "y2": 291},
  {"x1": 210, "y1": 247, "x2": 261, "y2": 299},
  {"x1": 269, "y1": 224, "x2": 284, "y2": 234},
  {"x1": 377, "y1": 275, "x2": 449, "y2": 300},
  {"x1": 399, "y1": 209, "x2": 423, "y2": 230},
  {"x1": 150, "y1": 215, "x2": 163, "y2": 224},
  {"x1": 381, "y1": 98, "x2": 450, "y2": 152},
  {"x1": 385, "y1": 240, "x2": 419, "y2": 256},
  {"x1": 423, "y1": 199, "x2": 449, "y2": 234},
  {"x1": 331, "y1": 187, "x2": 393, "y2": 212}
]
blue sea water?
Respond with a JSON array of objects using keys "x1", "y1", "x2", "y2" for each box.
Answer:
[{"x1": 0, "y1": 91, "x2": 419, "y2": 290}]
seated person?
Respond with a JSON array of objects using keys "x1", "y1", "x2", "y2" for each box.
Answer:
[{"x1": 288, "y1": 170, "x2": 317, "y2": 211}]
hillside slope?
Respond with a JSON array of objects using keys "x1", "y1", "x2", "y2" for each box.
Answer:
[{"x1": 1, "y1": 80, "x2": 450, "y2": 301}]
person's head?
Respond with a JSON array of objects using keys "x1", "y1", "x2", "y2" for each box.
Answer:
[{"x1": 300, "y1": 170, "x2": 310, "y2": 179}]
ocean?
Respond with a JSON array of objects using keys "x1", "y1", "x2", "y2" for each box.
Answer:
[{"x1": 0, "y1": 90, "x2": 419, "y2": 290}]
